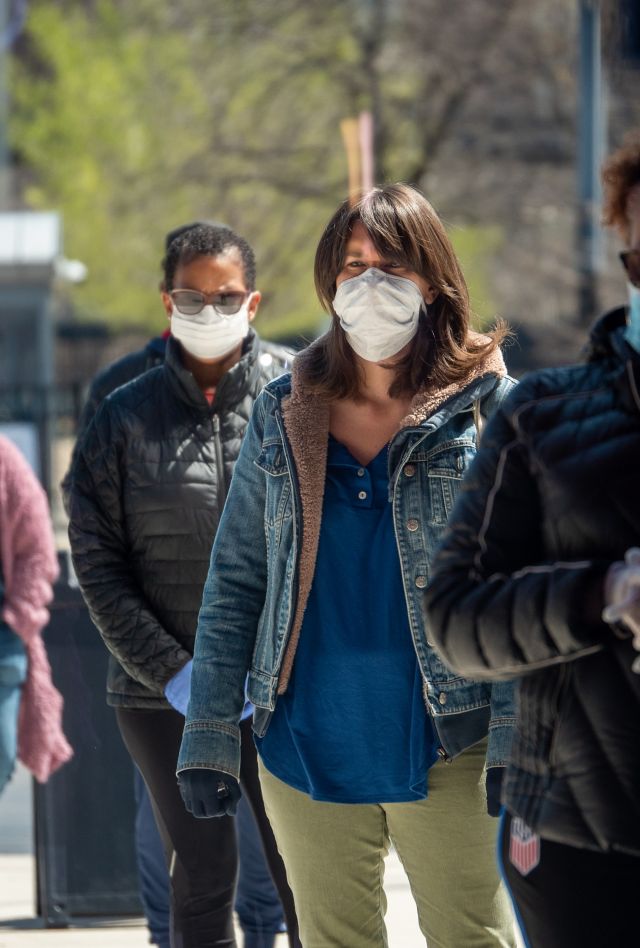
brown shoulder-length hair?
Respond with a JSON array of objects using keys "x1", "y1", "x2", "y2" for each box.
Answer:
[
  {"x1": 298, "y1": 183, "x2": 508, "y2": 400},
  {"x1": 601, "y1": 132, "x2": 640, "y2": 243}
]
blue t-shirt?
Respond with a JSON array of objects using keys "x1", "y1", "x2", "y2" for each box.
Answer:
[{"x1": 256, "y1": 436, "x2": 437, "y2": 803}]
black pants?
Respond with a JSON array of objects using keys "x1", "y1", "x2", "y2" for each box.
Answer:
[
  {"x1": 116, "y1": 708, "x2": 300, "y2": 948},
  {"x1": 500, "y1": 811, "x2": 640, "y2": 948}
]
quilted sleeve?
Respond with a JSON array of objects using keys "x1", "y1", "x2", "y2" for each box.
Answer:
[
  {"x1": 68, "y1": 402, "x2": 191, "y2": 693},
  {"x1": 424, "y1": 379, "x2": 610, "y2": 680}
]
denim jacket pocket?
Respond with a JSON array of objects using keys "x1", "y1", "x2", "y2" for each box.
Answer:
[
  {"x1": 247, "y1": 667, "x2": 278, "y2": 711},
  {"x1": 427, "y1": 443, "x2": 475, "y2": 525},
  {"x1": 254, "y1": 441, "x2": 288, "y2": 476},
  {"x1": 247, "y1": 670, "x2": 278, "y2": 738},
  {"x1": 254, "y1": 443, "x2": 293, "y2": 532},
  {"x1": 425, "y1": 646, "x2": 466, "y2": 685}
]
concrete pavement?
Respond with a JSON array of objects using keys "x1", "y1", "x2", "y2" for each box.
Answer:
[{"x1": 1, "y1": 765, "x2": 426, "y2": 947}]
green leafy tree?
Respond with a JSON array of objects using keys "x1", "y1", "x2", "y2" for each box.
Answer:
[
  {"x1": 12, "y1": 0, "x2": 579, "y2": 341},
  {"x1": 12, "y1": 1, "x2": 356, "y2": 335}
]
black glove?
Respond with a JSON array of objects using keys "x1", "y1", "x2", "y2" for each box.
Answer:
[
  {"x1": 485, "y1": 766, "x2": 504, "y2": 818},
  {"x1": 178, "y1": 768, "x2": 242, "y2": 818}
]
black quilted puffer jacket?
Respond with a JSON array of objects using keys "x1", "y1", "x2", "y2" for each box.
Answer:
[
  {"x1": 68, "y1": 332, "x2": 291, "y2": 709},
  {"x1": 425, "y1": 308, "x2": 640, "y2": 856},
  {"x1": 60, "y1": 336, "x2": 167, "y2": 512}
]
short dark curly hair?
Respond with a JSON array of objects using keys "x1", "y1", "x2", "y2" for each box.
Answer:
[
  {"x1": 162, "y1": 224, "x2": 256, "y2": 291},
  {"x1": 601, "y1": 132, "x2": 640, "y2": 242}
]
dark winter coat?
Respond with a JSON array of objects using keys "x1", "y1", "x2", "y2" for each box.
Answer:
[
  {"x1": 68, "y1": 331, "x2": 292, "y2": 709},
  {"x1": 424, "y1": 308, "x2": 640, "y2": 856},
  {"x1": 60, "y1": 335, "x2": 167, "y2": 511}
]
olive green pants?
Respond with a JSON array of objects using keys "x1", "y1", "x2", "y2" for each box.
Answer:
[{"x1": 258, "y1": 740, "x2": 516, "y2": 948}]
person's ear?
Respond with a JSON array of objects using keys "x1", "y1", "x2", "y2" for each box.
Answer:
[
  {"x1": 423, "y1": 285, "x2": 439, "y2": 305},
  {"x1": 161, "y1": 292, "x2": 173, "y2": 321},
  {"x1": 247, "y1": 291, "x2": 261, "y2": 323}
]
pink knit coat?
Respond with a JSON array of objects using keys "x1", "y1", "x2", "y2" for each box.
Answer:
[{"x1": 0, "y1": 436, "x2": 73, "y2": 782}]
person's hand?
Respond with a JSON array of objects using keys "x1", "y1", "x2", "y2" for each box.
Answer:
[
  {"x1": 164, "y1": 660, "x2": 192, "y2": 715},
  {"x1": 603, "y1": 549, "x2": 640, "y2": 672},
  {"x1": 485, "y1": 766, "x2": 504, "y2": 818},
  {"x1": 177, "y1": 768, "x2": 241, "y2": 818},
  {"x1": 603, "y1": 548, "x2": 640, "y2": 643}
]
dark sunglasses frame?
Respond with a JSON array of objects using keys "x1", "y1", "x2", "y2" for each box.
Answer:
[
  {"x1": 620, "y1": 250, "x2": 640, "y2": 289},
  {"x1": 169, "y1": 289, "x2": 249, "y2": 316}
]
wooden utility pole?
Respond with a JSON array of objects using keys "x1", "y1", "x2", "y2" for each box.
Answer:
[{"x1": 577, "y1": 0, "x2": 605, "y2": 324}]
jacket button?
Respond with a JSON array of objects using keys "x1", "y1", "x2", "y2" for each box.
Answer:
[
  {"x1": 404, "y1": 464, "x2": 416, "y2": 477},
  {"x1": 407, "y1": 518, "x2": 419, "y2": 532},
  {"x1": 438, "y1": 692, "x2": 447, "y2": 705},
  {"x1": 415, "y1": 575, "x2": 427, "y2": 589}
]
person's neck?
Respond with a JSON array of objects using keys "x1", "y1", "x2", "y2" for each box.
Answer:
[
  {"x1": 179, "y1": 341, "x2": 245, "y2": 391},
  {"x1": 355, "y1": 357, "x2": 400, "y2": 406},
  {"x1": 329, "y1": 357, "x2": 412, "y2": 466}
]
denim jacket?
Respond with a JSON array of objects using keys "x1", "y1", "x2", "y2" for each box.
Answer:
[{"x1": 178, "y1": 346, "x2": 516, "y2": 781}]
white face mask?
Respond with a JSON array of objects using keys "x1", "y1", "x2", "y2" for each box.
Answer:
[
  {"x1": 170, "y1": 300, "x2": 250, "y2": 361},
  {"x1": 332, "y1": 267, "x2": 425, "y2": 362},
  {"x1": 625, "y1": 282, "x2": 640, "y2": 354}
]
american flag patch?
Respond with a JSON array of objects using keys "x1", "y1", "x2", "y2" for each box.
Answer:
[{"x1": 509, "y1": 817, "x2": 540, "y2": 876}]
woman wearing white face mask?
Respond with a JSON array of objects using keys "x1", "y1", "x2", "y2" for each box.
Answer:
[{"x1": 178, "y1": 186, "x2": 518, "y2": 947}]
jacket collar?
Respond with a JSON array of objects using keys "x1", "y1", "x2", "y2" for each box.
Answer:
[
  {"x1": 164, "y1": 330, "x2": 263, "y2": 412},
  {"x1": 586, "y1": 306, "x2": 628, "y2": 361},
  {"x1": 397, "y1": 343, "x2": 507, "y2": 430},
  {"x1": 584, "y1": 307, "x2": 640, "y2": 416},
  {"x1": 146, "y1": 334, "x2": 169, "y2": 358},
  {"x1": 277, "y1": 335, "x2": 508, "y2": 435}
]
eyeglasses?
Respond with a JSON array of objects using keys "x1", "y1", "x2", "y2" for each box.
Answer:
[
  {"x1": 620, "y1": 249, "x2": 640, "y2": 289},
  {"x1": 169, "y1": 289, "x2": 249, "y2": 317}
]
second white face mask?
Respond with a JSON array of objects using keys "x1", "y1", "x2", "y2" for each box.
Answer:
[
  {"x1": 170, "y1": 302, "x2": 250, "y2": 360},
  {"x1": 625, "y1": 282, "x2": 640, "y2": 354},
  {"x1": 332, "y1": 267, "x2": 425, "y2": 362}
]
